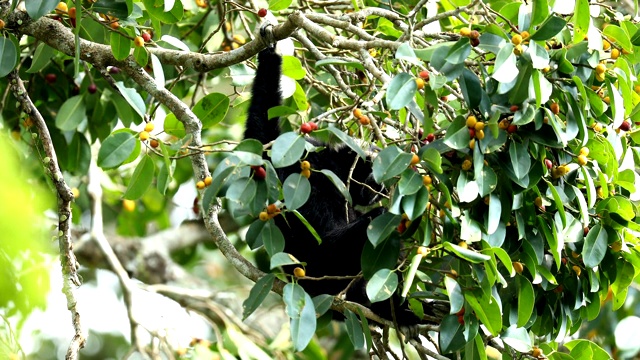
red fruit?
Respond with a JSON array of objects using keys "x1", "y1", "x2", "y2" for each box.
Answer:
[
  {"x1": 309, "y1": 122, "x2": 318, "y2": 130},
  {"x1": 583, "y1": 226, "x2": 589, "y2": 236},
  {"x1": 619, "y1": 120, "x2": 631, "y2": 131},
  {"x1": 507, "y1": 124, "x2": 517, "y2": 133},
  {"x1": 470, "y1": 37, "x2": 480, "y2": 47},
  {"x1": 192, "y1": 197, "x2": 199, "y2": 215},
  {"x1": 142, "y1": 32, "x2": 151, "y2": 42},
  {"x1": 419, "y1": 70, "x2": 430, "y2": 80},
  {"x1": 426, "y1": 133, "x2": 435, "y2": 142},
  {"x1": 510, "y1": 105, "x2": 519, "y2": 112},
  {"x1": 251, "y1": 166, "x2": 266, "y2": 180},
  {"x1": 109, "y1": 67, "x2": 121, "y2": 74},
  {"x1": 45, "y1": 73, "x2": 57, "y2": 84},
  {"x1": 88, "y1": 83, "x2": 97, "y2": 94},
  {"x1": 456, "y1": 308, "x2": 465, "y2": 316},
  {"x1": 397, "y1": 221, "x2": 406, "y2": 233},
  {"x1": 545, "y1": 158, "x2": 553, "y2": 170},
  {"x1": 468, "y1": 128, "x2": 476, "y2": 138},
  {"x1": 457, "y1": 315, "x2": 465, "y2": 324},
  {"x1": 300, "y1": 123, "x2": 313, "y2": 134},
  {"x1": 258, "y1": 8, "x2": 267, "y2": 17}
]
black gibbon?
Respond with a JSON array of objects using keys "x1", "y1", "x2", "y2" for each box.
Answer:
[{"x1": 243, "y1": 40, "x2": 421, "y2": 328}]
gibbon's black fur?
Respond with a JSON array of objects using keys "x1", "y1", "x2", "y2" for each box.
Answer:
[{"x1": 244, "y1": 45, "x2": 421, "y2": 328}]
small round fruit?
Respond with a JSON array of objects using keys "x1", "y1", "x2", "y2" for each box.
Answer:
[
  {"x1": 139, "y1": 131, "x2": 150, "y2": 141},
  {"x1": 476, "y1": 129, "x2": 485, "y2": 140},
  {"x1": 68, "y1": 7, "x2": 76, "y2": 19},
  {"x1": 353, "y1": 108, "x2": 362, "y2": 118},
  {"x1": 511, "y1": 34, "x2": 523, "y2": 45},
  {"x1": 611, "y1": 241, "x2": 622, "y2": 252},
  {"x1": 259, "y1": 211, "x2": 269, "y2": 221},
  {"x1": 204, "y1": 176, "x2": 213, "y2": 186},
  {"x1": 150, "y1": 139, "x2": 159, "y2": 148},
  {"x1": 611, "y1": 48, "x2": 620, "y2": 59},
  {"x1": 88, "y1": 83, "x2": 97, "y2": 94},
  {"x1": 196, "y1": 180, "x2": 206, "y2": 189},
  {"x1": 267, "y1": 204, "x2": 279, "y2": 214},
  {"x1": 513, "y1": 261, "x2": 524, "y2": 274},
  {"x1": 469, "y1": 30, "x2": 480, "y2": 40},
  {"x1": 542, "y1": 65, "x2": 551, "y2": 73},
  {"x1": 579, "y1": 147, "x2": 589, "y2": 156},
  {"x1": 419, "y1": 70, "x2": 429, "y2": 80},
  {"x1": 71, "y1": 187, "x2": 80, "y2": 198},
  {"x1": 513, "y1": 45, "x2": 524, "y2": 56},
  {"x1": 584, "y1": 226, "x2": 590, "y2": 236},
  {"x1": 461, "y1": 159, "x2": 472, "y2": 171},
  {"x1": 468, "y1": 128, "x2": 476, "y2": 139},
  {"x1": 300, "y1": 160, "x2": 310, "y2": 170},
  {"x1": 110, "y1": 21, "x2": 120, "y2": 30},
  {"x1": 458, "y1": 241, "x2": 468, "y2": 249},
  {"x1": 426, "y1": 133, "x2": 435, "y2": 142},
  {"x1": 470, "y1": 37, "x2": 480, "y2": 47},
  {"x1": 309, "y1": 122, "x2": 318, "y2": 130},
  {"x1": 258, "y1": 8, "x2": 268, "y2": 17},
  {"x1": 0, "y1": 19, "x2": 5, "y2": 30},
  {"x1": 510, "y1": 105, "x2": 519, "y2": 112},
  {"x1": 499, "y1": 119, "x2": 510, "y2": 130},
  {"x1": 474, "y1": 121, "x2": 485, "y2": 132},
  {"x1": 534, "y1": 196, "x2": 543, "y2": 208},
  {"x1": 466, "y1": 115, "x2": 477, "y2": 128},
  {"x1": 595, "y1": 63, "x2": 606, "y2": 74},
  {"x1": 142, "y1": 32, "x2": 151, "y2": 42},
  {"x1": 300, "y1": 122, "x2": 312, "y2": 134},
  {"x1": 195, "y1": 0, "x2": 208, "y2": 7},
  {"x1": 577, "y1": 154, "x2": 588, "y2": 166},
  {"x1": 507, "y1": 124, "x2": 517, "y2": 134},
  {"x1": 45, "y1": 73, "x2": 57, "y2": 84},
  {"x1": 417, "y1": 246, "x2": 428, "y2": 256},
  {"x1": 252, "y1": 166, "x2": 266, "y2": 180},
  {"x1": 595, "y1": 72, "x2": 606, "y2": 82},
  {"x1": 410, "y1": 153, "x2": 420, "y2": 166},
  {"x1": 293, "y1": 267, "x2": 306, "y2": 277},
  {"x1": 550, "y1": 102, "x2": 560, "y2": 114},
  {"x1": 415, "y1": 78, "x2": 425, "y2": 90},
  {"x1": 397, "y1": 221, "x2": 406, "y2": 233},
  {"x1": 457, "y1": 315, "x2": 464, "y2": 324},
  {"x1": 134, "y1": 36, "x2": 145, "y2": 47},
  {"x1": 24, "y1": 117, "x2": 34, "y2": 127},
  {"x1": 144, "y1": 122, "x2": 155, "y2": 132},
  {"x1": 572, "y1": 265, "x2": 582, "y2": 276},
  {"x1": 545, "y1": 158, "x2": 553, "y2": 170},
  {"x1": 301, "y1": 169, "x2": 311, "y2": 178},
  {"x1": 459, "y1": 27, "x2": 471, "y2": 37},
  {"x1": 603, "y1": 39, "x2": 611, "y2": 50},
  {"x1": 469, "y1": 138, "x2": 475, "y2": 150},
  {"x1": 619, "y1": 120, "x2": 631, "y2": 131},
  {"x1": 422, "y1": 175, "x2": 432, "y2": 186},
  {"x1": 359, "y1": 115, "x2": 371, "y2": 126},
  {"x1": 532, "y1": 347, "x2": 542, "y2": 358},
  {"x1": 123, "y1": 199, "x2": 135, "y2": 212},
  {"x1": 55, "y1": 1, "x2": 68, "y2": 14},
  {"x1": 521, "y1": 31, "x2": 530, "y2": 40}
]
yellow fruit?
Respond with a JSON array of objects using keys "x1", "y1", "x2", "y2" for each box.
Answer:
[
  {"x1": 353, "y1": 108, "x2": 362, "y2": 118},
  {"x1": 520, "y1": 31, "x2": 530, "y2": 40},
  {"x1": 415, "y1": 78, "x2": 425, "y2": 90},
  {"x1": 410, "y1": 153, "x2": 420, "y2": 166},
  {"x1": 611, "y1": 241, "x2": 622, "y2": 252},
  {"x1": 550, "y1": 102, "x2": 560, "y2": 114},
  {"x1": 417, "y1": 246, "x2": 428, "y2": 256},
  {"x1": 474, "y1": 121, "x2": 485, "y2": 131},
  {"x1": 232, "y1": 34, "x2": 246, "y2": 45},
  {"x1": 422, "y1": 175, "x2": 432, "y2": 186},
  {"x1": 511, "y1": 34, "x2": 523, "y2": 45},
  {"x1": 595, "y1": 63, "x2": 606, "y2": 74},
  {"x1": 301, "y1": 169, "x2": 311, "y2": 178},
  {"x1": 499, "y1": 119, "x2": 510, "y2": 130},
  {"x1": 635, "y1": 85, "x2": 640, "y2": 93},
  {"x1": 513, "y1": 261, "x2": 524, "y2": 274},
  {"x1": 369, "y1": 48, "x2": 378, "y2": 57},
  {"x1": 139, "y1": 131, "x2": 149, "y2": 141},
  {"x1": 469, "y1": 138, "x2": 475, "y2": 150},
  {"x1": 579, "y1": 147, "x2": 589, "y2": 156},
  {"x1": 195, "y1": 0, "x2": 207, "y2": 7},
  {"x1": 359, "y1": 115, "x2": 370, "y2": 126},
  {"x1": 55, "y1": 2, "x2": 68, "y2": 14},
  {"x1": 577, "y1": 154, "x2": 588, "y2": 166},
  {"x1": 534, "y1": 197, "x2": 543, "y2": 208},
  {"x1": 595, "y1": 72, "x2": 605, "y2": 82},
  {"x1": 134, "y1": 36, "x2": 145, "y2": 47},
  {"x1": 293, "y1": 267, "x2": 306, "y2": 277},
  {"x1": 196, "y1": 180, "x2": 206, "y2": 189},
  {"x1": 572, "y1": 265, "x2": 582, "y2": 276},
  {"x1": 532, "y1": 347, "x2": 542, "y2": 358},
  {"x1": 71, "y1": 187, "x2": 80, "y2": 198},
  {"x1": 466, "y1": 115, "x2": 477, "y2": 128},
  {"x1": 476, "y1": 129, "x2": 485, "y2": 140},
  {"x1": 603, "y1": 39, "x2": 611, "y2": 50},
  {"x1": 462, "y1": 159, "x2": 472, "y2": 171},
  {"x1": 460, "y1": 27, "x2": 471, "y2": 37},
  {"x1": 144, "y1": 122, "x2": 155, "y2": 132},
  {"x1": 603, "y1": 96, "x2": 610, "y2": 104},
  {"x1": 0, "y1": 19, "x2": 5, "y2": 30},
  {"x1": 204, "y1": 176, "x2": 213, "y2": 186},
  {"x1": 458, "y1": 241, "x2": 468, "y2": 249},
  {"x1": 300, "y1": 160, "x2": 311, "y2": 170},
  {"x1": 513, "y1": 44, "x2": 524, "y2": 56},
  {"x1": 597, "y1": 186, "x2": 604, "y2": 198},
  {"x1": 123, "y1": 199, "x2": 135, "y2": 212},
  {"x1": 611, "y1": 48, "x2": 620, "y2": 59},
  {"x1": 259, "y1": 211, "x2": 269, "y2": 221},
  {"x1": 110, "y1": 21, "x2": 120, "y2": 29}
]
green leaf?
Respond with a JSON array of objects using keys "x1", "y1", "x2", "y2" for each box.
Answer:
[
  {"x1": 270, "y1": 252, "x2": 301, "y2": 269},
  {"x1": 133, "y1": 46, "x2": 149, "y2": 67},
  {"x1": 226, "y1": 177, "x2": 257, "y2": 208},
  {"x1": 326, "y1": 127, "x2": 367, "y2": 159},
  {"x1": 509, "y1": 140, "x2": 531, "y2": 180},
  {"x1": 530, "y1": 16, "x2": 566, "y2": 41},
  {"x1": 366, "y1": 212, "x2": 402, "y2": 247},
  {"x1": 366, "y1": 269, "x2": 398, "y2": 302},
  {"x1": 55, "y1": 96, "x2": 86, "y2": 131},
  {"x1": 97, "y1": 132, "x2": 137, "y2": 169},
  {"x1": 163, "y1": 113, "x2": 185, "y2": 138},
  {"x1": 372, "y1": 146, "x2": 413, "y2": 183},
  {"x1": 124, "y1": 156, "x2": 155, "y2": 200},
  {"x1": 464, "y1": 290, "x2": 502, "y2": 336},
  {"x1": 91, "y1": 0, "x2": 130, "y2": 19},
  {"x1": 272, "y1": 133, "x2": 305, "y2": 168},
  {"x1": 242, "y1": 274, "x2": 275, "y2": 320},
  {"x1": 283, "y1": 283, "x2": 316, "y2": 351},
  {"x1": 281, "y1": 56, "x2": 306, "y2": 80},
  {"x1": 386, "y1": 73, "x2": 417, "y2": 110},
  {"x1": 439, "y1": 315, "x2": 466, "y2": 354},
  {"x1": 423, "y1": 148, "x2": 443, "y2": 174},
  {"x1": 502, "y1": 325, "x2": 533, "y2": 353},
  {"x1": 25, "y1": 0, "x2": 59, "y2": 20},
  {"x1": 315, "y1": 58, "x2": 365, "y2": 71},
  {"x1": 115, "y1": 82, "x2": 146, "y2": 119},
  {"x1": 344, "y1": 310, "x2": 365, "y2": 349},
  {"x1": 0, "y1": 37, "x2": 18, "y2": 78},
  {"x1": 565, "y1": 340, "x2": 611, "y2": 360},
  {"x1": 492, "y1": 43, "x2": 518, "y2": 84},
  {"x1": 319, "y1": 169, "x2": 352, "y2": 203},
  {"x1": 283, "y1": 173, "x2": 311, "y2": 211},
  {"x1": 446, "y1": 39, "x2": 471, "y2": 65},
  {"x1": 143, "y1": 0, "x2": 183, "y2": 23},
  {"x1": 603, "y1": 24, "x2": 633, "y2": 53},
  {"x1": 443, "y1": 242, "x2": 490, "y2": 263},
  {"x1": 27, "y1": 43, "x2": 56, "y2": 73},
  {"x1": 260, "y1": 221, "x2": 285, "y2": 257},
  {"x1": 443, "y1": 276, "x2": 464, "y2": 314},
  {"x1": 398, "y1": 168, "x2": 423, "y2": 196},
  {"x1": 531, "y1": 0, "x2": 550, "y2": 27},
  {"x1": 443, "y1": 116, "x2": 470, "y2": 150},
  {"x1": 67, "y1": 132, "x2": 91, "y2": 175},
  {"x1": 459, "y1": 68, "x2": 482, "y2": 110},
  {"x1": 291, "y1": 210, "x2": 322, "y2": 245},
  {"x1": 110, "y1": 32, "x2": 132, "y2": 61},
  {"x1": 572, "y1": 0, "x2": 590, "y2": 43},
  {"x1": 582, "y1": 224, "x2": 608, "y2": 268},
  {"x1": 193, "y1": 93, "x2": 230, "y2": 129},
  {"x1": 362, "y1": 232, "x2": 400, "y2": 279},
  {"x1": 269, "y1": 0, "x2": 294, "y2": 11},
  {"x1": 516, "y1": 275, "x2": 534, "y2": 327}
]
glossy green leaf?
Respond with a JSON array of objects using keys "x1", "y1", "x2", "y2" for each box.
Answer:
[
  {"x1": 516, "y1": 275, "x2": 534, "y2": 327},
  {"x1": 386, "y1": 73, "x2": 418, "y2": 110},
  {"x1": 110, "y1": 32, "x2": 132, "y2": 61},
  {"x1": 530, "y1": 16, "x2": 566, "y2": 41},
  {"x1": 443, "y1": 242, "x2": 490, "y2": 263},
  {"x1": 283, "y1": 173, "x2": 310, "y2": 211},
  {"x1": 283, "y1": 283, "x2": 316, "y2": 351},
  {"x1": 603, "y1": 25, "x2": 633, "y2": 52},
  {"x1": 25, "y1": 0, "x2": 59, "y2": 20},
  {"x1": 272, "y1": 133, "x2": 306, "y2": 168},
  {"x1": 124, "y1": 156, "x2": 155, "y2": 200},
  {"x1": 367, "y1": 212, "x2": 402, "y2": 247},
  {"x1": 260, "y1": 220, "x2": 285, "y2": 257},
  {"x1": 26, "y1": 43, "x2": 56, "y2": 73},
  {"x1": 242, "y1": 274, "x2": 275, "y2": 320},
  {"x1": 115, "y1": 82, "x2": 146, "y2": 119},
  {"x1": 97, "y1": 132, "x2": 137, "y2": 169},
  {"x1": 55, "y1": 96, "x2": 86, "y2": 131},
  {"x1": 193, "y1": 93, "x2": 230, "y2": 129},
  {"x1": 344, "y1": 310, "x2": 365, "y2": 349},
  {"x1": 282, "y1": 56, "x2": 306, "y2": 80},
  {"x1": 143, "y1": 0, "x2": 183, "y2": 23},
  {"x1": 366, "y1": 268, "x2": 398, "y2": 303},
  {"x1": 582, "y1": 224, "x2": 607, "y2": 268},
  {"x1": 372, "y1": 146, "x2": 413, "y2": 183},
  {"x1": 163, "y1": 113, "x2": 185, "y2": 138}
]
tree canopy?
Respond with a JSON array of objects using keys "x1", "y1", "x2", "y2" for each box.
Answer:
[{"x1": 1, "y1": 0, "x2": 640, "y2": 359}]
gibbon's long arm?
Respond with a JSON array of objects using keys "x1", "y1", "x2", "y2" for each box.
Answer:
[{"x1": 243, "y1": 47, "x2": 283, "y2": 145}]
